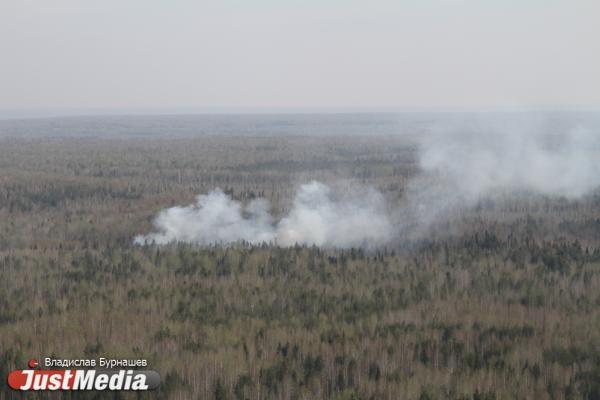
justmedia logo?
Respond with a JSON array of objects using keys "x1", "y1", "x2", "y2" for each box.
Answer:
[{"x1": 7, "y1": 359, "x2": 160, "y2": 391}]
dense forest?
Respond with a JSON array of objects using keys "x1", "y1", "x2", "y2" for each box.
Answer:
[{"x1": 1, "y1": 133, "x2": 599, "y2": 399}]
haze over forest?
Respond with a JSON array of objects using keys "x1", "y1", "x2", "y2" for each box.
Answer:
[{"x1": 2, "y1": 0, "x2": 600, "y2": 399}]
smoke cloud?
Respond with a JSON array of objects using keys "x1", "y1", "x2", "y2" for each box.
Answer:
[
  {"x1": 406, "y1": 125, "x2": 600, "y2": 227},
  {"x1": 134, "y1": 181, "x2": 393, "y2": 247},
  {"x1": 135, "y1": 118, "x2": 600, "y2": 247},
  {"x1": 421, "y1": 129, "x2": 600, "y2": 200},
  {"x1": 396, "y1": 120, "x2": 600, "y2": 232}
]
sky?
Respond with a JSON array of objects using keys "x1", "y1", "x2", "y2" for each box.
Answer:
[{"x1": 1, "y1": 0, "x2": 599, "y2": 113}]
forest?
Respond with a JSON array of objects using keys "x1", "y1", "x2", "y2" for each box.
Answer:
[{"x1": 0, "y1": 128, "x2": 599, "y2": 399}]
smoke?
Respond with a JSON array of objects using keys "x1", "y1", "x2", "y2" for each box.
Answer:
[
  {"x1": 135, "y1": 116, "x2": 600, "y2": 247},
  {"x1": 406, "y1": 122, "x2": 600, "y2": 227},
  {"x1": 276, "y1": 181, "x2": 392, "y2": 247},
  {"x1": 421, "y1": 129, "x2": 600, "y2": 200},
  {"x1": 134, "y1": 190, "x2": 275, "y2": 246},
  {"x1": 134, "y1": 181, "x2": 393, "y2": 247}
]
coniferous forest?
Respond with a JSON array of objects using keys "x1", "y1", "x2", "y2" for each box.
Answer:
[{"x1": 1, "y1": 123, "x2": 600, "y2": 399}]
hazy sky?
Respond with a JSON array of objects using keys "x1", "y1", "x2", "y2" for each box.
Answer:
[{"x1": 1, "y1": 0, "x2": 599, "y2": 111}]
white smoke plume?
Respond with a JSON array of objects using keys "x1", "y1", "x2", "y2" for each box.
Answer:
[
  {"x1": 134, "y1": 181, "x2": 393, "y2": 247},
  {"x1": 135, "y1": 115, "x2": 600, "y2": 247},
  {"x1": 421, "y1": 129, "x2": 600, "y2": 200},
  {"x1": 406, "y1": 123, "x2": 600, "y2": 227}
]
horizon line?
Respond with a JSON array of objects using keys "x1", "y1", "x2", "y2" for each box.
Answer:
[{"x1": 1, "y1": 106, "x2": 600, "y2": 121}]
